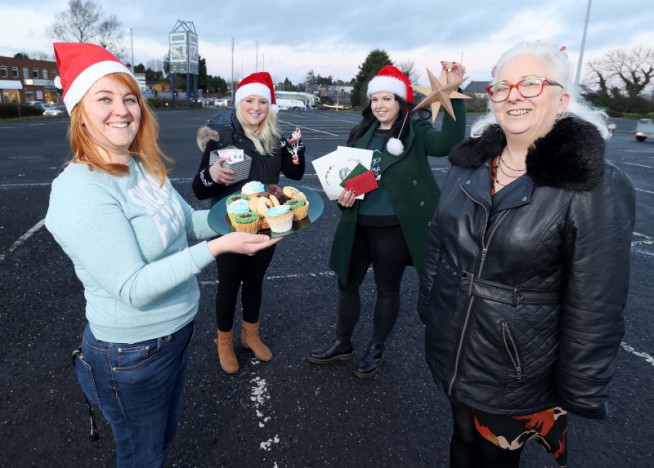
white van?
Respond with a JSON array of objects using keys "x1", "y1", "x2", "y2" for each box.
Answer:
[
  {"x1": 276, "y1": 99, "x2": 306, "y2": 111},
  {"x1": 634, "y1": 118, "x2": 654, "y2": 142}
]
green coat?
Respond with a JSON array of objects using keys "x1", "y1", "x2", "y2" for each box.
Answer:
[{"x1": 329, "y1": 101, "x2": 466, "y2": 285}]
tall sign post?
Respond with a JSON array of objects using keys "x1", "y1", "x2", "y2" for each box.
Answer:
[{"x1": 169, "y1": 20, "x2": 199, "y2": 110}]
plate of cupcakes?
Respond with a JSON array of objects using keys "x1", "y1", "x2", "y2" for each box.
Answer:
[{"x1": 208, "y1": 182, "x2": 324, "y2": 238}]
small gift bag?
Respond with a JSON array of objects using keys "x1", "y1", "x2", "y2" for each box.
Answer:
[{"x1": 209, "y1": 146, "x2": 252, "y2": 185}]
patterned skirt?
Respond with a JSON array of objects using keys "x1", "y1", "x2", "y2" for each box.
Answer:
[{"x1": 474, "y1": 406, "x2": 568, "y2": 466}]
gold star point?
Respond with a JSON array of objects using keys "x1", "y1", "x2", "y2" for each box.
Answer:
[{"x1": 413, "y1": 68, "x2": 469, "y2": 121}]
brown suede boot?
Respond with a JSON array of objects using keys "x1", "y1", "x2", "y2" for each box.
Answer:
[
  {"x1": 241, "y1": 321, "x2": 272, "y2": 361},
  {"x1": 213, "y1": 329, "x2": 239, "y2": 373}
]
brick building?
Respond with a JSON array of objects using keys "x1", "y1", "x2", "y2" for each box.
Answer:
[{"x1": 0, "y1": 55, "x2": 60, "y2": 105}]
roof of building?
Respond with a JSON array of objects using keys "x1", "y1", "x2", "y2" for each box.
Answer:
[{"x1": 463, "y1": 80, "x2": 491, "y2": 94}]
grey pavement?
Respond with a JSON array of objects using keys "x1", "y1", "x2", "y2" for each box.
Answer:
[{"x1": 0, "y1": 110, "x2": 653, "y2": 467}]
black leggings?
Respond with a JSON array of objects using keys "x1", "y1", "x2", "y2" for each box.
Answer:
[
  {"x1": 335, "y1": 224, "x2": 412, "y2": 344},
  {"x1": 215, "y1": 245, "x2": 276, "y2": 332},
  {"x1": 449, "y1": 398, "x2": 522, "y2": 468}
]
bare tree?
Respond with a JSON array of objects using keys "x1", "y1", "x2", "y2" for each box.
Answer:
[
  {"x1": 96, "y1": 15, "x2": 127, "y2": 59},
  {"x1": 49, "y1": 0, "x2": 126, "y2": 57},
  {"x1": 32, "y1": 51, "x2": 54, "y2": 61},
  {"x1": 587, "y1": 46, "x2": 654, "y2": 99},
  {"x1": 146, "y1": 59, "x2": 165, "y2": 73},
  {"x1": 397, "y1": 60, "x2": 421, "y2": 86}
]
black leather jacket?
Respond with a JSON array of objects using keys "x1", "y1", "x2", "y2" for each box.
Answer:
[
  {"x1": 418, "y1": 118, "x2": 635, "y2": 419},
  {"x1": 192, "y1": 108, "x2": 305, "y2": 207}
]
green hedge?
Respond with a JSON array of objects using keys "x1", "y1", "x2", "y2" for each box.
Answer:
[
  {"x1": 0, "y1": 103, "x2": 43, "y2": 119},
  {"x1": 146, "y1": 97, "x2": 164, "y2": 109},
  {"x1": 606, "y1": 110, "x2": 650, "y2": 119}
]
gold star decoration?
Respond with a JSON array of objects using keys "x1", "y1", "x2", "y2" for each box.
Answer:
[{"x1": 413, "y1": 68, "x2": 469, "y2": 121}]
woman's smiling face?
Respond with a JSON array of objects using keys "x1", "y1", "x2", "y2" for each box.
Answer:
[
  {"x1": 492, "y1": 53, "x2": 569, "y2": 143},
  {"x1": 238, "y1": 95, "x2": 269, "y2": 130},
  {"x1": 370, "y1": 92, "x2": 400, "y2": 129},
  {"x1": 80, "y1": 76, "x2": 141, "y2": 162}
]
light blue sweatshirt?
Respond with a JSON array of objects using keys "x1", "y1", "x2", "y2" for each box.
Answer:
[{"x1": 45, "y1": 159, "x2": 217, "y2": 343}]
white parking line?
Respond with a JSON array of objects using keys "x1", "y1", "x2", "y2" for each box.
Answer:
[
  {"x1": 622, "y1": 162, "x2": 653, "y2": 169},
  {"x1": 621, "y1": 343, "x2": 654, "y2": 367},
  {"x1": 0, "y1": 182, "x2": 52, "y2": 189},
  {"x1": 632, "y1": 232, "x2": 654, "y2": 245},
  {"x1": 0, "y1": 218, "x2": 45, "y2": 262},
  {"x1": 276, "y1": 120, "x2": 339, "y2": 137}
]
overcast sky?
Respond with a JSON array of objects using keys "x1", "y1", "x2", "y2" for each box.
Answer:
[{"x1": 1, "y1": 0, "x2": 652, "y2": 87}]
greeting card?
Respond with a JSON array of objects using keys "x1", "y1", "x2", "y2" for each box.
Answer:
[
  {"x1": 312, "y1": 146, "x2": 373, "y2": 200},
  {"x1": 344, "y1": 170, "x2": 378, "y2": 196}
]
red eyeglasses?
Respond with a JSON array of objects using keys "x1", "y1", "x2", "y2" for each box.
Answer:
[{"x1": 486, "y1": 76, "x2": 564, "y2": 103}]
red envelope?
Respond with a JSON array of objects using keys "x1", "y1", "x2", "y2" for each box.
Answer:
[{"x1": 344, "y1": 170, "x2": 378, "y2": 195}]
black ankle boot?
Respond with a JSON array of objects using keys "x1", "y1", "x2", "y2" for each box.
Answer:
[
  {"x1": 353, "y1": 342, "x2": 384, "y2": 379},
  {"x1": 307, "y1": 339, "x2": 353, "y2": 364}
]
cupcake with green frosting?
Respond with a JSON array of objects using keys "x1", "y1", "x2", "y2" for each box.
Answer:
[
  {"x1": 232, "y1": 211, "x2": 260, "y2": 233},
  {"x1": 284, "y1": 198, "x2": 309, "y2": 221}
]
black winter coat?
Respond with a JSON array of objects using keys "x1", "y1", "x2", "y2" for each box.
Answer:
[
  {"x1": 192, "y1": 108, "x2": 305, "y2": 207},
  {"x1": 418, "y1": 117, "x2": 635, "y2": 419}
]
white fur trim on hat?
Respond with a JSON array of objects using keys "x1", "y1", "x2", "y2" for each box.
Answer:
[
  {"x1": 63, "y1": 60, "x2": 134, "y2": 114},
  {"x1": 234, "y1": 83, "x2": 272, "y2": 107},
  {"x1": 367, "y1": 76, "x2": 407, "y2": 100}
]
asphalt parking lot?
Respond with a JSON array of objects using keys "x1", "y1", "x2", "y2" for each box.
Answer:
[{"x1": 1, "y1": 109, "x2": 653, "y2": 467}]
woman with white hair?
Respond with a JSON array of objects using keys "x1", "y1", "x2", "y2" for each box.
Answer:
[{"x1": 418, "y1": 41, "x2": 635, "y2": 467}]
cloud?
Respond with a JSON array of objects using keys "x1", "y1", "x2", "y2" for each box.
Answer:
[{"x1": 1, "y1": 0, "x2": 652, "y2": 87}]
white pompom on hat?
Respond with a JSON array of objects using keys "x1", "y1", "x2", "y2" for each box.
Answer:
[
  {"x1": 366, "y1": 65, "x2": 414, "y2": 104},
  {"x1": 53, "y1": 42, "x2": 135, "y2": 114},
  {"x1": 234, "y1": 71, "x2": 279, "y2": 113}
]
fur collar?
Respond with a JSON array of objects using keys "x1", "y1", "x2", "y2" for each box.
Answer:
[
  {"x1": 196, "y1": 107, "x2": 236, "y2": 151},
  {"x1": 449, "y1": 117, "x2": 606, "y2": 191}
]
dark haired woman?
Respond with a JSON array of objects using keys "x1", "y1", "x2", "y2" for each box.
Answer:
[{"x1": 308, "y1": 63, "x2": 466, "y2": 378}]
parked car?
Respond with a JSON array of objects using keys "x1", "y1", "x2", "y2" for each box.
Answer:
[
  {"x1": 212, "y1": 97, "x2": 232, "y2": 107},
  {"x1": 634, "y1": 118, "x2": 654, "y2": 142},
  {"x1": 25, "y1": 100, "x2": 46, "y2": 111},
  {"x1": 42, "y1": 104, "x2": 66, "y2": 116}
]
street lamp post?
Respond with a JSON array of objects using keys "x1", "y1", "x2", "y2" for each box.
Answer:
[
  {"x1": 575, "y1": 0, "x2": 592, "y2": 88},
  {"x1": 128, "y1": 28, "x2": 135, "y2": 72}
]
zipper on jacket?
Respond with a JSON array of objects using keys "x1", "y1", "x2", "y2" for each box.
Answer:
[
  {"x1": 447, "y1": 202, "x2": 511, "y2": 395},
  {"x1": 501, "y1": 320, "x2": 523, "y2": 379}
]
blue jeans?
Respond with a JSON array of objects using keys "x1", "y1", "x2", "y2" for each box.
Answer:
[{"x1": 75, "y1": 321, "x2": 194, "y2": 468}]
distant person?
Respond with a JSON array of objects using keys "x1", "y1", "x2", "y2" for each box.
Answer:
[
  {"x1": 45, "y1": 42, "x2": 279, "y2": 467},
  {"x1": 193, "y1": 72, "x2": 305, "y2": 373},
  {"x1": 418, "y1": 41, "x2": 635, "y2": 467},
  {"x1": 308, "y1": 63, "x2": 466, "y2": 378}
]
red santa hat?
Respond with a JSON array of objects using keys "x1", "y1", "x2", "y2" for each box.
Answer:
[
  {"x1": 366, "y1": 65, "x2": 414, "y2": 104},
  {"x1": 234, "y1": 71, "x2": 278, "y2": 113},
  {"x1": 53, "y1": 42, "x2": 135, "y2": 114}
]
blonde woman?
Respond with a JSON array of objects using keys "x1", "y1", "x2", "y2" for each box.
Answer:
[{"x1": 193, "y1": 72, "x2": 306, "y2": 373}]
